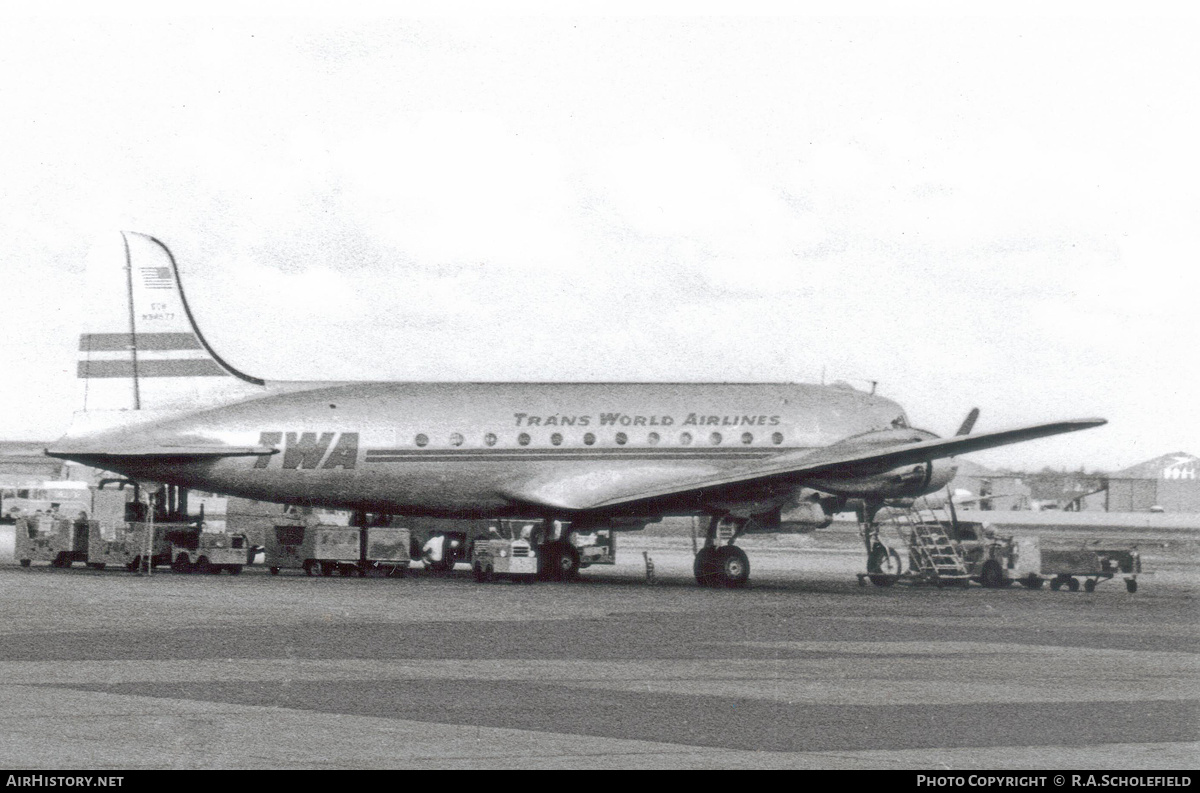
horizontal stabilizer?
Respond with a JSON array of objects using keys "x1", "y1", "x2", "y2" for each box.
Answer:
[{"x1": 46, "y1": 443, "x2": 277, "y2": 459}]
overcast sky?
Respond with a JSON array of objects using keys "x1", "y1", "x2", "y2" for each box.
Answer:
[{"x1": 0, "y1": 9, "x2": 1195, "y2": 472}]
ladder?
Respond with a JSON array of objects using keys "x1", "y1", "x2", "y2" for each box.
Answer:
[{"x1": 891, "y1": 502, "x2": 970, "y2": 584}]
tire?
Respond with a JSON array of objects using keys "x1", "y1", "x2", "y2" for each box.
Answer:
[
  {"x1": 474, "y1": 563, "x2": 487, "y2": 583},
  {"x1": 19, "y1": 559, "x2": 31, "y2": 567},
  {"x1": 320, "y1": 562, "x2": 334, "y2": 577},
  {"x1": 537, "y1": 542, "x2": 562, "y2": 581},
  {"x1": 1084, "y1": 578, "x2": 1096, "y2": 593},
  {"x1": 338, "y1": 564, "x2": 355, "y2": 577},
  {"x1": 193, "y1": 557, "x2": 214, "y2": 575},
  {"x1": 557, "y1": 544, "x2": 580, "y2": 582},
  {"x1": 714, "y1": 546, "x2": 750, "y2": 588},
  {"x1": 270, "y1": 567, "x2": 280, "y2": 576},
  {"x1": 867, "y1": 543, "x2": 900, "y2": 587},
  {"x1": 226, "y1": 565, "x2": 242, "y2": 576},
  {"x1": 693, "y1": 546, "x2": 720, "y2": 587},
  {"x1": 172, "y1": 553, "x2": 194, "y2": 574},
  {"x1": 128, "y1": 556, "x2": 142, "y2": 573},
  {"x1": 304, "y1": 560, "x2": 319, "y2": 576},
  {"x1": 1066, "y1": 577, "x2": 1080, "y2": 592},
  {"x1": 1126, "y1": 579, "x2": 1138, "y2": 593},
  {"x1": 980, "y1": 560, "x2": 1007, "y2": 589}
]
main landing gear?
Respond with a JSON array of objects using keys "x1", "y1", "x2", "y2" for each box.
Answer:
[
  {"x1": 537, "y1": 539, "x2": 581, "y2": 582},
  {"x1": 693, "y1": 516, "x2": 750, "y2": 588}
]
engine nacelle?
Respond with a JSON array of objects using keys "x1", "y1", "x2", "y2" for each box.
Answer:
[{"x1": 805, "y1": 457, "x2": 958, "y2": 499}]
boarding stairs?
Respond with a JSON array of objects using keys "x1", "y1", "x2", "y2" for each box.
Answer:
[{"x1": 886, "y1": 501, "x2": 971, "y2": 585}]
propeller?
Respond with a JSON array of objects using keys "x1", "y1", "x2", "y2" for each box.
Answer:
[
  {"x1": 955, "y1": 407, "x2": 980, "y2": 436},
  {"x1": 944, "y1": 408, "x2": 978, "y2": 523}
]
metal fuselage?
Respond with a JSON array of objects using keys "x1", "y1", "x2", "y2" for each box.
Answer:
[{"x1": 66, "y1": 381, "x2": 910, "y2": 519}]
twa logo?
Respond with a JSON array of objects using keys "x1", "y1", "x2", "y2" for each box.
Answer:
[{"x1": 254, "y1": 431, "x2": 359, "y2": 469}]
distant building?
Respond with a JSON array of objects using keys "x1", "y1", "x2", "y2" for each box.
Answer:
[
  {"x1": 1020, "y1": 471, "x2": 1106, "y2": 511},
  {"x1": 1106, "y1": 452, "x2": 1200, "y2": 513},
  {"x1": 947, "y1": 458, "x2": 1032, "y2": 510},
  {"x1": 0, "y1": 441, "x2": 66, "y2": 485}
]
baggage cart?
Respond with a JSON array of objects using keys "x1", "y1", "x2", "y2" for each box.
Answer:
[
  {"x1": 14, "y1": 516, "x2": 84, "y2": 568},
  {"x1": 362, "y1": 526, "x2": 411, "y2": 577},
  {"x1": 265, "y1": 524, "x2": 362, "y2": 576},
  {"x1": 85, "y1": 520, "x2": 177, "y2": 571},
  {"x1": 1041, "y1": 547, "x2": 1145, "y2": 593}
]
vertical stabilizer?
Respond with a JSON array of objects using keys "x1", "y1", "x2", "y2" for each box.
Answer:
[{"x1": 76, "y1": 232, "x2": 266, "y2": 416}]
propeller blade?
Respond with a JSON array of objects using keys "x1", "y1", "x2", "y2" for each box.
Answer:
[{"x1": 955, "y1": 407, "x2": 980, "y2": 436}]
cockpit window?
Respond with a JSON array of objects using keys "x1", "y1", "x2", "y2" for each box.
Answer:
[{"x1": 891, "y1": 415, "x2": 909, "y2": 429}]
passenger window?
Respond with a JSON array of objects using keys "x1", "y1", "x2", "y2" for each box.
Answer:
[
  {"x1": 679, "y1": 432, "x2": 692, "y2": 446},
  {"x1": 485, "y1": 433, "x2": 497, "y2": 447},
  {"x1": 615, "y1": 432, "x2": 627, "y2": 445},
  {"x1": 741, "y1": 432, "x2": 753, "y2": 445},
  {"x1": 550, "y1": 433, "x2": 563, "y2": 446},
  {"x1": 772, "y1": 432, "x2": 784, "y2": 445},
  {"x1": 518, "y1": 433, "x2": 531, "y2": 446},
  {"x1": 710, "y1": 432, "x2": 722, "y2": 445},
  {"x1": 415, "y1": 434, "x2": 429, "y2": 447},
  {"x1": 449, "y1": 432, "x2": 464, "y2": 447},
  {"x1": 583, "y1": 432, "x2": 596, "y2": 446},
  {"x1": 647, "y1": 432, "x2": 660, "y2": 445}
]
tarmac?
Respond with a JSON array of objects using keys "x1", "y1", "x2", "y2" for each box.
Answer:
[{"x1": 0, "y1": 528, "x2": 1197, "y2": 770}]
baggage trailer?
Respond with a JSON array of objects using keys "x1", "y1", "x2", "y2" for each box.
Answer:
[
  {"x1": 362, "y1": 526, "x2": 411, "y2": 577},
  {"x1": 14, "y1": 516, "x2": 87, "y2": 568},
  {"x1": 17, "y1": 515, "x2": 186, "y2": 572},
  {"x1": 170, "y1": 531, "x2": 250, "y2": 575},
  {"x1": 265, "y1": 524, "x2": 364, "y2": 576},
  {"x1": 85, "y1": 521, "x2": 185, "y2": 572},
  {"x1": 1041, "y1": 548, "x2": 1144, "y2": 593}
]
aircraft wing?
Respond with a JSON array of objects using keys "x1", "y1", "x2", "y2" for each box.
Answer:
[{"x1": 503, "y1": 418, "x2": 1105, "y2": 512}]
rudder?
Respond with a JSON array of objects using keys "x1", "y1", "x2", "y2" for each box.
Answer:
[{"x1": 76, "y1": 232, "x2": 266, "y2": 414}]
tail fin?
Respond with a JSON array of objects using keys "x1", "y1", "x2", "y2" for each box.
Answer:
[{"x1": 76, "y1": 232, "x2": 266, "y2": 415}]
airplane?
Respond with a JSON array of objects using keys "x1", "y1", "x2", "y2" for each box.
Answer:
[{"x1": 46, "y1": 232, "x2": 1105, "y2": 588}]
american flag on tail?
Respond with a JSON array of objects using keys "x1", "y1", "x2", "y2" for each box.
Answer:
[{"x1": 141, "y1": 266, "x2": 173, "y2": 290}]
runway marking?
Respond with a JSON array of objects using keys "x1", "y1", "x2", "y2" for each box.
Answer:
[
  {"x1": 732, "y1": 640, "x2": 1200, "y2": 657},
  {"x1": 3, "y1": 639, "x2": 1197, "y2": 707},
  {"x1": 1, "y1": 685, "x2": 1196, "y2": 770}
]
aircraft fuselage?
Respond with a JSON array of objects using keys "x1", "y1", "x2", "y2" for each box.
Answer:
[{"x1": 62, "y1": 381, "x2": 912, "y2": 518}]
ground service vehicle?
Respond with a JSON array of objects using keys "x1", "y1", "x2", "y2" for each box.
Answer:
[
  {"x1": 949, "y1": 521, "x2": 1043, "y2": 589},
  {"x1": 14, "y1": 515, "x2": 88, "y2": 568},
  {"x1": 471, "y1": 523, "x2": 539, "y2": 582},
  {"x1": 265, "y1": 523, "x2": 361, "y2": 576},
  {"x1": 17, "y1": 514, "x2": 185, "y2": 572},
  {"x1": 264, "y1": 524, "x2": 410, "y2": 577},
  {"x1": 171, "y1": 531, "x2": 249, "y2": 575},
  {"x1": 362, "y1": 526, "x2": 411, "y2": 576},
  {"x1": 1042, "y1": 548, "x2": 1144, "y2": 593},
  {"x1": 86, "y1": 521, "x2": 180, "y2": 572}
]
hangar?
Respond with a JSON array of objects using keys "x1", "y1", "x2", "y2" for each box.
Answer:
[{"x1": 1105, "y1": 452, "x2": 1200, "y2": 513}]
